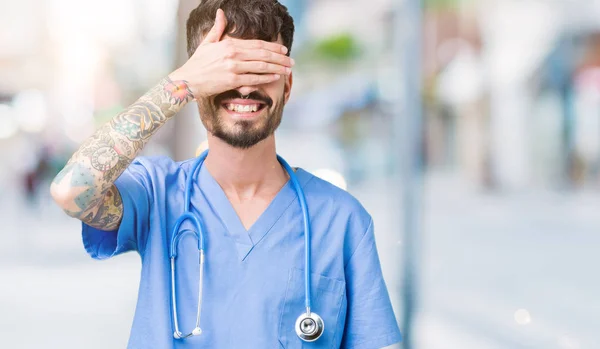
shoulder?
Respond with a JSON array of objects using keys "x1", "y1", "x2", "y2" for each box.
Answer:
[
  {"x1": 299, "y1": 168, "x2": 372, "y2": 231},
  {"x1": 129, "y1": 155, "x2": 194, "y2": 177},
  {"x1": 120, "y1": 156, "x2": 196, "y2": 201},
  {"x1": 297, "y1": 169, "x2": 374, "y2": 266},
  {"x1": 122, "y1": 156, "x2": 195, "y2": 193}
]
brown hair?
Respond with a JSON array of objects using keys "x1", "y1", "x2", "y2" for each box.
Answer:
[{"x1": 186, "y1": 0, "x2": 295, "y2": 58}]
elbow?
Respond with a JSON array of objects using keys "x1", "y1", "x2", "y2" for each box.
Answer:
[{"x1": 49, "y1": 182, "x2": 80, "y2": 218}]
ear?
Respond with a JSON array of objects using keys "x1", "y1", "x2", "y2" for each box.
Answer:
[{"x1": 283, "y1": 72, "x2": 293, "y2": 104}]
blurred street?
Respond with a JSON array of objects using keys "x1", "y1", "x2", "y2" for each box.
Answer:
[
  {"x1": 1, "y1": 173, "x2": 598, "y2": 349},
  {"x1": 0, "y1": 185, "x2": 140, "y2": 348},
  {"x1": 3, "y1": 0, "x2": 600, "y2": 347}
]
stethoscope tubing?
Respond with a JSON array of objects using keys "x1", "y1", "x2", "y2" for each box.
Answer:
[
  {"x1": 277, "y1": 155, "x2": 312, "y2": 312},
  {"x1": 170, "y1": 150, "x2": 316, "y2": 339}
]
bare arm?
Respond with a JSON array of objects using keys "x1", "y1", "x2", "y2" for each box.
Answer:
[{"x1": 50, "y1": 77, "x2": 193, "y2": 230}]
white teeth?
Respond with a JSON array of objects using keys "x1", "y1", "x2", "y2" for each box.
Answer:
[{"x1": 225, "y1": 104, "x2": 261, "y2": 113}]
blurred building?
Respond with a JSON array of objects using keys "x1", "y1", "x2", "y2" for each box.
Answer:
[{"x1": 423, "y1": 0, "x2": 600, "y2": 192}]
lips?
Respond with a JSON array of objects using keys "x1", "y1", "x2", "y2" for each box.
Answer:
[
  {"x1": 223, "y1": 102, "x2": 265, "y2": 113},
  {"x1": 214, "y1": 90, "x2": 273, "y2": 109},
  {"x1": 220, "y1": 97, "x2": 268, "y2": 117}
]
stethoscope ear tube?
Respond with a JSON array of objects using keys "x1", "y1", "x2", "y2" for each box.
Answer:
[
  {"x1": 170, "y1": 191, "x2": 207, "y2": 339},
  {"x1": 170, "y1": 250, "x2": 205, "y2": 339}
]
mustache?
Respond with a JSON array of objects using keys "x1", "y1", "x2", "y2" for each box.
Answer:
[{"x1": 214, "y1": 90, "x2": 273, "y2": 108}]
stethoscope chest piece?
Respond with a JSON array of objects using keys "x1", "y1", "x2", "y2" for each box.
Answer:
[{"x1": 295, "y1": 311, "x2": 324, "y2": 342}]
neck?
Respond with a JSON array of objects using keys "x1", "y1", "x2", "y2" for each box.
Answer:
[{"x1": 204, "y1": 134, "x2": 288, "y2": 201}]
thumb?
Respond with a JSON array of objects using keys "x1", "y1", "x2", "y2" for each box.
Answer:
[{"x1": 201, "y1": 9, "x2": 227, "y2": 45}]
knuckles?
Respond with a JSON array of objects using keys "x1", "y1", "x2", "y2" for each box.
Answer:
[
  {"x1": 222, "y1": 40, "x2": 235, "y2": 52},
  {"x1": 223, "y1": 47, "x2": 238, "y2": 60},
  {"x1": 259, "y1": 49, "x2": 271, "y2": 60},
  {"x1": 253, "y1": 40, "x2": 264, "y2": 50},
  {"x1": 225, "y1": 60, "x2": 237, "y2": 72},
  {"x1": 257, "y1": 62, "x2": 268, "y2": 71},
  {"x1": 249, "y1": 75, "x2": 261, "y2": 85}
]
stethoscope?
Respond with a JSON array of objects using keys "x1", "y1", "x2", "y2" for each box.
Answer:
[{"x1": 169, "y1": 150, "x2": 324, "y2": 342}]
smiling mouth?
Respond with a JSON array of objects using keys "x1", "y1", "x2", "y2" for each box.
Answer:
[{"x1": 222, "y1": 103, "x2": 267, "y2": 114}]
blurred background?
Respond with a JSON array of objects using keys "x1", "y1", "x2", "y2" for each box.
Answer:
[{"x1": 1, "y1": 0, "x2": 599, "y2": 348}]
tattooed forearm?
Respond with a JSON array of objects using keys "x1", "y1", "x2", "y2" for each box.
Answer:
[
  {"x1": 80, "y1": 130, "x2": 120, "y2": 171},
  {"x1": 50, "y1": 77, "x2": 193, "y2": 230},
  {"x1": 116, "y1": 138, "x2": 134, "y2": 158},
  {"x1": 111, "y1": 79, "x2": 193, "y2": 143},
  {"x1": 83, "y1": 185, "x2": 123, "y2": 231}
]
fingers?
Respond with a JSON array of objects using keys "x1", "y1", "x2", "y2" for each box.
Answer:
[
  {"x1": 230, "y1": 47, "x2": 294, "y2": 68},
  {"x1": 202, "y1": 9, "x2": 227, "y2": 45},
  {"x1": 228, "y1": 38, "x2": 289, "y2": 55},
  {"x1": 230, "y1": 61, "x2": 291, "y2": 76},
  {"x1": 233, "y1": 74, "x2": 281, "y2": 86}
]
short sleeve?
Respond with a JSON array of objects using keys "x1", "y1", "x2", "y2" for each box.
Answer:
[
  {"x1": 82, "y1": 159, "x2": 152, "y2": 260},
  {"x1": 341, "y1": 219, "x2": 402, "y2": 349}
]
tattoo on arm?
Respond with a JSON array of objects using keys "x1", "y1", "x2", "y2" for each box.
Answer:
[
  {"x1": 86, "y1": 185, "x2": 123, "y2": 231},
  {"x1": 111, "y1": 78, "x2": 193, "y2": 145},
  {"x1": 79, "y1": 130, "x2": 130, "y2": 180},
  {"x1": 52, "y1": 77, "x2": 193, "y2": 229},
  {"x1": 116, "y1": 138, "x2": 134, "y2": 158},
  {"x1": 52, "y1": 161, "x2": 100, "y2": 216}
]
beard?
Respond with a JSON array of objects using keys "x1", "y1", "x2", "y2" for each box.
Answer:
[{"x1": 197, "y1": 90, "x2": 284, "y2": 149}]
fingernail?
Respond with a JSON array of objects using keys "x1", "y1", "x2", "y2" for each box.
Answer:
[
  {"x1": 286, "y1": 67, "x2": 292, "y2": 74},
  {"x1": 274, "y1": 74, "x2": 281, "y2": 79},
  {"x1": 290, "y1": 58, "x2": 295, "y2": 66},
  {"x1": 282, "y1": 46, "x2": 288, "y2": 54}
]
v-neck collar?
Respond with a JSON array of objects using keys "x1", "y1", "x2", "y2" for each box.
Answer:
[{"x1": 197, "y1": 163, "x2": 312, "y2": 261}]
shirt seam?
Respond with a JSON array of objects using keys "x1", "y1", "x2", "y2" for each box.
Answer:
[
  {"x1": 344, "y1": 217, "x2": 373, "y2": 269},
  {"x1": 134, "y1": 158, "x2": 157, "y2": 259},
  {"x1": 277, "y1": 269, "x2": 295, "y2": 348},
  {"x1": 330, "y1": 285, "x2": 347, "y2": 349}
]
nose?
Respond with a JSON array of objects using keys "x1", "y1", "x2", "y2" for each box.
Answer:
[{"x1": 236, "y1": 86, "x2": 259, "y2": 97}]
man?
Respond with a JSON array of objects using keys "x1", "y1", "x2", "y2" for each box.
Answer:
[{"x1": 50, "y1": 1, "x2": 402, "y2": 348}]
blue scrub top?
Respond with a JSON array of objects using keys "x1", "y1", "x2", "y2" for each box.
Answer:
[{"x1": 82, "y1": 156, "x2": 402, "y2": 349}]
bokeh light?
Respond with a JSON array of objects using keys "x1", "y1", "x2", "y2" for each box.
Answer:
[
  {"x1": 0, "y1": 104, "x2": 19, "y2": 139},
  {"x1": 311, "y1": 168, "x2": 348, "y2": 190},
  {"x1": 514, "y1": 309, "x2": 532, "y2": 325},
  {"x1": 195, "y1": 140, "x2": 209, "y2": 157}
]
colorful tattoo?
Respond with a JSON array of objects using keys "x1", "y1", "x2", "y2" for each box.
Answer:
[
  {"x1": 88, "y1": 185, "x2": 123, "y2": 231},
  {"x1": 163, "y1": 79, "x2": 194, "y2": 106},
  {"x1": 52, "y1": 77, "x2": 191, "y2": 230}
]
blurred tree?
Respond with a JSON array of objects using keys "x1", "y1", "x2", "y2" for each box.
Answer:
[
  {"x1": 424, "y1": 0, "x2": 469, "y2": 10},
  {"x1": 312, "y1": 33, "x2": 361, "y2": 62}
]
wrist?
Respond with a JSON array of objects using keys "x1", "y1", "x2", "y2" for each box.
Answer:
[
  {"x1": 167, "y1": 69, "x2": 186, "y2": 84},
  {"x1": 162, "y1": 75, "x2": 195, "y2": 107}
]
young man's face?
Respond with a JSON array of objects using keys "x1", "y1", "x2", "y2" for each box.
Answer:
[{"x1": 197, "y1": 35, "x2": 292, "y2": 149}]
